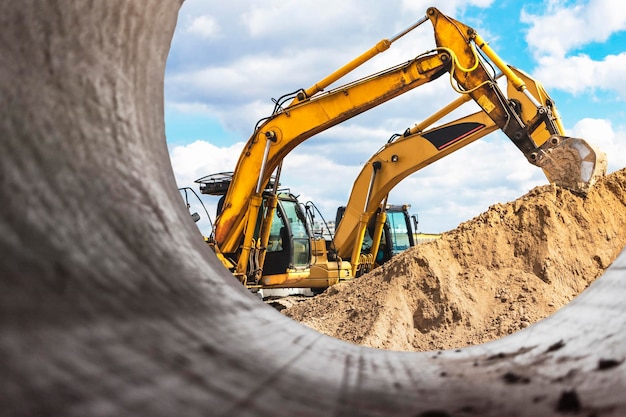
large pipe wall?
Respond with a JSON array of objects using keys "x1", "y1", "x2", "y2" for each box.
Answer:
[{"x1": 1, "y1": 1, "x2": 624, "y2": 416}]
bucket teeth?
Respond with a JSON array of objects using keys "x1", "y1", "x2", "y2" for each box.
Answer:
[{"x1": 532, "y1": 135, "x2": 608, "y2": 195}]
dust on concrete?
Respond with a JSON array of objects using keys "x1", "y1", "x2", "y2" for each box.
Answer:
[{"x1": 283, "y1": 168, "x2": 626, "y2": 351}]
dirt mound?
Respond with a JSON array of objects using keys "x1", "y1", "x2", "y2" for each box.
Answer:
[{"x1": 284, "y1": 168, "x2": 626, "y2": 351}]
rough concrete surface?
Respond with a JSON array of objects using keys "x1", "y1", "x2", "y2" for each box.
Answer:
[{"x1": 1, "y1": 1, "x2": 625, "y2": 417}]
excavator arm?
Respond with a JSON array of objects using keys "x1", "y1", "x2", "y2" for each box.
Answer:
[
  {"x1": 214, "y1": 48, "x2": 452, "y2": 254},
  {"x1": 426, "y1": 7, "x2": 606, "y2": 192},
  {"x1": 333, "y1": 110, "x2": 498, "y2": 272}
]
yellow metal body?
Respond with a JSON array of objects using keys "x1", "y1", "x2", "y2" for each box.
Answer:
[
  {"x1": 260, "y1": 238, "x2": 350, "y2": 289},
  {"x1": 333, "y1": 110, "x2": 498, "y2": 261},
  {"x1": 427, "y1": 8, "x2": 542, "y2": 154},
  {"x1": 426, "y1": 7, "x2": 605, "y2": 191},
  {"x1": 255, "y1": 194, "x2": 278, "y2": 278},
  {"x1": 234, "y1": 193, "x2": 263, "y2": 282},
  {"x1": 303, "y1": 39, "x2": 391, "y2": 99},
  {"x1": 214, "y1": 51, "x2": 451, "y2": 253},
  {"x1": 414, "y1": 233, "x2": 442, "y2": 244},
  {"x1": 366, "y1": 210, "x2": 387, "y2": 271},
  {"x1": 349, "y1": 212, "x2": 371, "y2": 277}
]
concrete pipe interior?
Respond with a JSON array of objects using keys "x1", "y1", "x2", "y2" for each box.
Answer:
[{"x1": 1, "y1": 1, "x2": 625, "y2": 416}]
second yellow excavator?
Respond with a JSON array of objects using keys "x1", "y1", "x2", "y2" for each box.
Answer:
[{"x1": 197, "y1": 7, "x2": 607, "y2": 290}]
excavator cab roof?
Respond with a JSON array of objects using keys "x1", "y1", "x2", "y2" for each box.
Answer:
[{"x1": 196, "y1": 172, "x2": 279, "y2": 196}]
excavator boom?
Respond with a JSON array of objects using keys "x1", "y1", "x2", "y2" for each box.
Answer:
[
  {"x1": 214, "y1": 50, "x2": 452, "y2": 253},
  {"x1": 503, "y1": 66, "x2": 607, "y2": 194},
  {"x1": 333, "y1": 111, "x2": 498, "y2": 262}
]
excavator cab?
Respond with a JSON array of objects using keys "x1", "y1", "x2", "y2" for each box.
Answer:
[
  {"x1": 261, "y1": 193, "x2": 311, "y2": 277},
  {"x1": 197, "y1": 172, "x2": 316, "y2": 286},
  {"x1": 384, "y1": 205, "x2": 416, "y2": 257},
  {"x1": 336, "y1": 204, "x2": 416, "y2": 274}
]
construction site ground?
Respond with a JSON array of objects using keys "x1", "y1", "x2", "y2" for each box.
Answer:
[{"x1": 279, "y1": 167, "x2": 626, "y2": 352}]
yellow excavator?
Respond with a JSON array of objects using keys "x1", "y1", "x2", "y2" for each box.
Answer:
[
  {"x1": 333, "y1": 202, "x2": 421, "y2": 276},
  {"x1": 198, "y1": 7, "x2": 606, "y2": 290}
]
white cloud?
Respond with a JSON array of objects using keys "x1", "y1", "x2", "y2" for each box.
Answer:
[
  {"x1": 166, "y1": 101, "x2": 214, "y2": 116},
  {"x1": 532, "y1": 52, "x2": 626, "y2": 100},
  {"x1": 165, "y1": 0, "x2": 504, "y2": 149},
  {"x1": 570, "y1": 118, "x2": 626, "y2": 173},
  {"x1": 522, "y1": 0, "x2": 626, "y2": 59},
  {"x1": 187, "y1": 15, "x2": 222, "y2": 39},
  {"x1": 241, "y1": 1, "x2": 366, "y2": 39},
  {"x1": 280, "y1": 151, "x2": 362, "y2": 216},
  {"x1": 401, "y1": 0, "x2": 494, "y2": 16},
  {"x1": 166, "y1": 48, "x2": 342, "y2": 103},
  {"x1": 520, "y1": 1, "x2": 626, "y2": 101},
  {"x1": 170, "y1": 140, "x2": 246, "y2": 236},
  {"x1": 169, "y1": 140, "x2": 244, "y2": 188}
]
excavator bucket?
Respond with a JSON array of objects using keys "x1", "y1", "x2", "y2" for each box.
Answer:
[{"x1": 532, "y1": 135, "x2": 607, "y2": 195}]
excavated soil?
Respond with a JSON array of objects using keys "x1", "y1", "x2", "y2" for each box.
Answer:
[{"x1": 284, "y1": 168, "x2": 626, "y2": 351}]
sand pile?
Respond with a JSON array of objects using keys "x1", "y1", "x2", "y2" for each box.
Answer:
[{"x1": 284, "y1": 168, "x2": 626, "y2": 351}]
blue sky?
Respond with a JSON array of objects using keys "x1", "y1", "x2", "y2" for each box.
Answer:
[{"x1": 165, "y1": 0, "x2": 626, "y2": 234}]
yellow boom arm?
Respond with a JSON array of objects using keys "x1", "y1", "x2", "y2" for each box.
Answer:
[
  {"x1": 333, "y1": 110, "x2": 497, "y2": 267},
  {"x1": 214, "y1": 50, "x2": 452, "y2": 253},
  {"x1": 426, "y1": 7, "x2": 605, "y2": 190}
]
